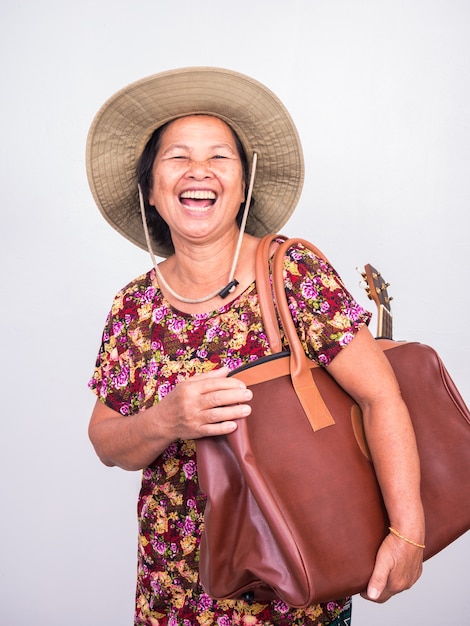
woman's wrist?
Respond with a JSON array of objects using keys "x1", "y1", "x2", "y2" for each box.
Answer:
[
  {"x1": 387, "y1": 507, "x2": 425, "y2": 547},
  {"x1": 139, "y1": 403, "x2": 175, "y2": 459},
  {"x1": 388, "y1": 526, "x2": 425, "y2": 549}
]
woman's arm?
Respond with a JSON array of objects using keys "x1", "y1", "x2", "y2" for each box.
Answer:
[
  {"x1": 88, "y1": 367, "x2": 252, "y2": 471},
  {"x1": 327, "y1": 325, "x2": 424, "y2": 602}
]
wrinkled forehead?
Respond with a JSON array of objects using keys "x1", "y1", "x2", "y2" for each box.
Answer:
[{"x1": 158, "y1": 114, "x2": 240, "y2": 147}]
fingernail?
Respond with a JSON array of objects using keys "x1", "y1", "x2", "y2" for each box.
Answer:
[{"x1": 368, "y1": 587, "x2": 379, "y2": 600}]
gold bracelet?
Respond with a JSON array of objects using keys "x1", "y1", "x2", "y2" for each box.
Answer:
[{"x1": 389, "y1": 526, "x2": 425, "y2": 549}]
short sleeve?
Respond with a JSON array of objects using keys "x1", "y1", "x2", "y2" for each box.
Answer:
[
  {"x1": 282, "y1": 244, "x2": 372, "y2": 366},
  {"x1": 88, "y1": 288, "x2": 147, "y2": 416}
]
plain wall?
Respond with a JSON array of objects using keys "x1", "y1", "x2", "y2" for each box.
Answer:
[{"x1": 1, "y1": 0, "x2": 469, "y2": 624}]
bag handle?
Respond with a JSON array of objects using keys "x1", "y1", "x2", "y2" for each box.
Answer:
[
  {"x1": 255, "y1": 234, "x2": 287, "y2": 353},
  {"x1": 255, "y1": 235, "x2": 336, "y2": 431}
]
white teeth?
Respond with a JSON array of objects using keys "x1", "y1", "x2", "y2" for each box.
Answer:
[{"x1": 180, "y1": 190, "x2": 216, "y2": 200}]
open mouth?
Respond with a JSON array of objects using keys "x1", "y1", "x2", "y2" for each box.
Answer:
[{"x1": 180, "y1": 190, "x2": 217, "y2": 209}]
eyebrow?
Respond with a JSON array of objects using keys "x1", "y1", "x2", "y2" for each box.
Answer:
[{"x1": 160, "y1": 142, "x2": 237, "y2": 155}]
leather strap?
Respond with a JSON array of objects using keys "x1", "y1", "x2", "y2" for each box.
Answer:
[
  {"x1": 255, "y1": 235, "x2": 336, "y2": 431},
  {"x1": 254, "y1": 234, "x2": 287, "y2": 353}
]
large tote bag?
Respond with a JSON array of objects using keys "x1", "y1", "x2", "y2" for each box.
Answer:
[{"x1": 196, "y1": 235, "x2": 470, "y2": 607}]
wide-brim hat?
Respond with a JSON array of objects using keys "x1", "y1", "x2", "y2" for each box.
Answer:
[{"x1": 86, "y1": 66, "x2": 304, "y2": 257}]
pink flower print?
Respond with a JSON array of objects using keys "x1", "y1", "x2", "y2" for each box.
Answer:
[
  {"x1": 182, "y1": 516, "x2": 196, "y2": 536},
  {"x1": 158, "y1": 381, "x2": 173, "y2": 400},
  {"x1": 152, "y1": 305, "x2": 169, "y2": 323},
  {"x1": 290, "y1": 249, "x2": 303, "y2": 261},
  {"x1": 150, "y1": 578, "x2": 162, "y2": 595},
  {"x1": 112, "y1": 320, "x2": 124, "y2": 336},
  {"x1": 224, "y1": 356, "x2": 243, "y2": 371},
  {"x1": 301, "y1": 278, "x2": 319, "y2": 301},
  {"x1": 198, "y1": 593, "x2": 214, "y2": 611},
  {"x1": 112, "y1": 364, "x2": 129, "y2": 389},
  {"x1": 339, "y1": 331, "x2": 354, "y2": 347},
  {"x1": 168, "y1": 316, "x2": 186, "y2": 334},
  {"x1": 183, "y1": 461, "x2": 197, "y2": 480},
  {"x1": 163, "y1": 442, "x2": 178, "y2": 458},
  {"x1": 142, "y1": 286, "x2": 156, "y2": 303},
  {"x1": 346, "y1": 302, "x2": 364, "y2": 322},
  {"x1": 206, "y1": 325, "x2": 220, "y2": 341},
  {"x1": 151, "y1": 339, "x2": 163, "y2": 351},
  {"x1": 143, "y1": 359, "x2": 158, "y2": 377},
  {"x1": 153, "y1": 539, "x2": 166, "y2": 555},
  {"x1": 273, "y1": 600, "x2": 290, "y2": 614}
]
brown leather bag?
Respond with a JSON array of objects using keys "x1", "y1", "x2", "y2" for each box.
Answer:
[{"x1": 196, "y1": 235, "x2": 470, "y2": 607}]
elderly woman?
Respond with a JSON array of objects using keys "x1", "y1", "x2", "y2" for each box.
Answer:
[{"x1": 86, "y1": 67, "x2": 424, "y2": 625}]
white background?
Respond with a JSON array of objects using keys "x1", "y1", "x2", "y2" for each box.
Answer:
[{"x1": 1, "y1": 1, "x2": 469, "y2": 624}]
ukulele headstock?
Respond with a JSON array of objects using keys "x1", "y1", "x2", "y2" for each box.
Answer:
[
  {"x1": 362, "y1": 264, "x2": 392, "y2": 312},
  {"x1": 360, "y1": 264, "x2": 393, "y2": 339}
]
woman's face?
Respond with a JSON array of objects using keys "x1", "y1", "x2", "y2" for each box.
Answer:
[{"x1": 149, "y1": 115, "x2": 246, "y2": 249}]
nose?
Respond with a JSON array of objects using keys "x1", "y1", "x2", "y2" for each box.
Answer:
[{"x1": 185, "y1": 158, "x2": 213, "y2": 178}]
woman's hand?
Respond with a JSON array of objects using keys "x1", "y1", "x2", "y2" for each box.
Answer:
[
  {"x1": 362, "y1": 530, "x2": 424, "y2": 602},
  {"x1": 88, "y1": 367, "x2": 251, "y2": 471},
  {"x1": 156, "y1": 366, "x2": 252, "y2": 441}
]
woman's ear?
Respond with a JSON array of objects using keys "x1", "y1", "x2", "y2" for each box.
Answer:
[
  {"x1": 240, "y1": 179, "x2": 246, "y2": 204},
  {"x1": 147, "y1": 187, "x2": 156, "y2": 208}
]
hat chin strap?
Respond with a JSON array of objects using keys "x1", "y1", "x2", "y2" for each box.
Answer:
[{"x1": 138, "y1": 152, "x2": 258, "y2": 305}]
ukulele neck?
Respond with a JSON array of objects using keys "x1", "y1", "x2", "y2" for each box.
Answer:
[{"x1": 377, "y1": 305, "x2": 393, "y2": 339}]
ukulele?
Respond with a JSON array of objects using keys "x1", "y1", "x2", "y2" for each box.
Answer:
[{"x1": 361, "y1": 264, "x2": 393, "y2": 340}]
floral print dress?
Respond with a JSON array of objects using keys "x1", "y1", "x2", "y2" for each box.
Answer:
[{"x1": 89, "y1": 243, "x2": 371, "y2": 625}]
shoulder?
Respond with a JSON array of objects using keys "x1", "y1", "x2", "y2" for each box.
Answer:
[
  {"x1": 116, "y1": 269, "x2": 155, "y2": 299},
  {"x1": 108, "y1": 269, "x2": 159, "y2": 320},
  {"x1": 281, "y1": 241, "x2": 338, "y2": 288},
  {"x1": 286, "y1": 242, "x2": 324, "y2": 262}
]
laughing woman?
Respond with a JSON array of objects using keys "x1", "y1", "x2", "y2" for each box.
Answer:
[{"x1": 86, "y1": 67, "x2": 424, "y2": 625}]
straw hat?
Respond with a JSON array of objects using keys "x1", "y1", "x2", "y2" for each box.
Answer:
[{"x1": 86, "y1": 67, "x2": 304, "y2": 257}]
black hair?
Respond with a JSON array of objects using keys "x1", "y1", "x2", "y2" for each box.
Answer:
[{"x1": 136, "y1": 116, "x2": 251, "y2": 255}]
